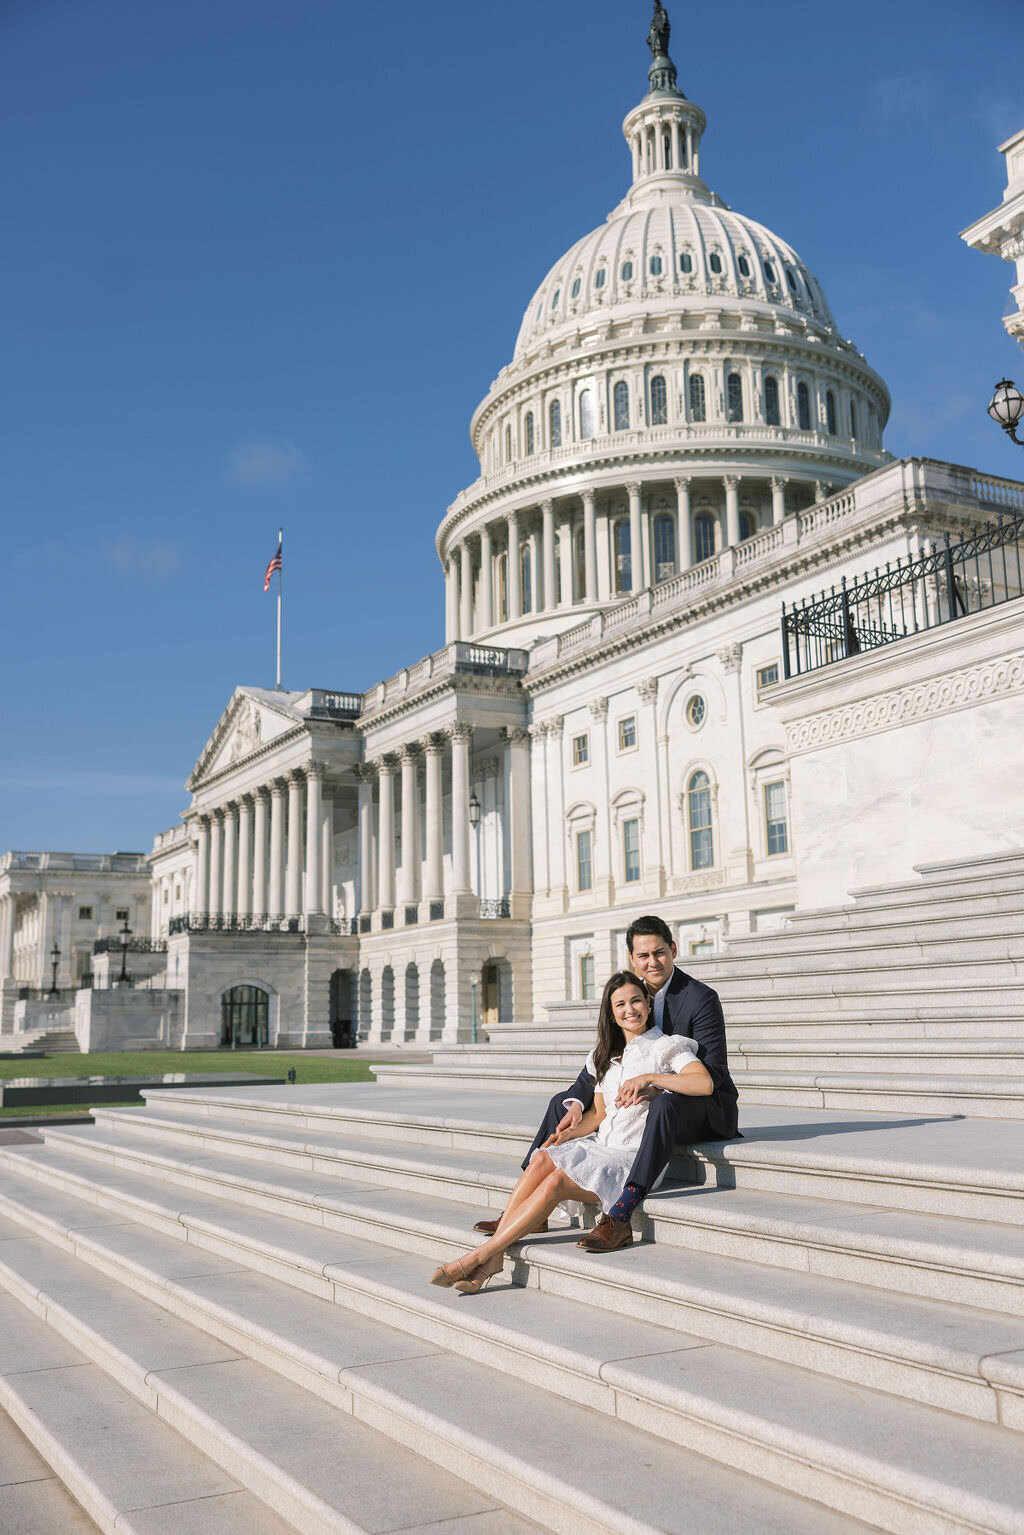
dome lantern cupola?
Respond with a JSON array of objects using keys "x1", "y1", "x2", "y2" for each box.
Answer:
[{"x1": 622, "y1": 3, "x2": 709, "y2": 206}]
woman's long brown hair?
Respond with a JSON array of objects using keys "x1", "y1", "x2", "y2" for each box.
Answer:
[{"x1": 592, "y1": 970, "x2": 652, "y2": 1083}]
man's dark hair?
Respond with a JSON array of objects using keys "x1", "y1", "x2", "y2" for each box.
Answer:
[{"x1": 625, "y1": 914, "x2": 674, "y2": 951}]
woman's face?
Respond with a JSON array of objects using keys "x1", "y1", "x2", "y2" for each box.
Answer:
[{"x1": 610, "y1": 982, "x2": 651, "y2": 1039}]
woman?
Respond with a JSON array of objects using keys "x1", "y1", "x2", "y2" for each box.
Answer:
[{"x1": 430, "y1": 969, "x2": 713, "y2": 1294}]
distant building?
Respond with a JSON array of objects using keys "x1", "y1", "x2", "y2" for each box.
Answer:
[{"x1": 962, "y1": 126, "x2": 1024, "y2": 344}]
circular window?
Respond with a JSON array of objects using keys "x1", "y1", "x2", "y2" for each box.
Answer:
[{"x1": 686, "y1": 695, "x2": 707, "y2": 729}]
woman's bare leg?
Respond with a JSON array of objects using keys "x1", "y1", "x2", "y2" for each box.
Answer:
[{"x1": 452, "y1": 1159, "x2": 596, "y2": 1277}]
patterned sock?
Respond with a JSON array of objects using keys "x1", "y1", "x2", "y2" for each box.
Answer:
[{"x1": 608, "y1": 1182, "x2": 646, "y2": 1223}]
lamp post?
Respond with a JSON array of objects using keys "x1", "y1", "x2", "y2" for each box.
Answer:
[
  {"x1": 117, "y1": 916, "x2": 132, "y2": 986},
  {"x1": 48, "y1": 942, "x2": 60, "y2": 998},
  {"x1": 468, "y1": 790, "x2": 482, "y2": 899},
  {"x1": 988, "y1": 380, "x2": 1024, "y2": 446}
]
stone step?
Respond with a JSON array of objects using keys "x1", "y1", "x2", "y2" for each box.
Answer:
[
  {"x1": 0, "y1": 1149, "x2": 1023, "y2": 1533},
  {"x1": 706, "y1": 924, "x2": 1024, "y2": 974},
  {"x1": 0, "y1": 1185, "x2": 882, "y2": 1535},
  {"x1": 96, "y1": 1084, "x2": 1024, "y2": 1224},
  {"x1": 714, "y1": 984, "x2": 1024, "y2": 1020},
  {"x1": 369, "y1": 1059, "x2": 1024, "y2": 1117},
  {"x1": 0, "y1": 1290, "x2": 297, "y2": 1535},
  {"x1": 3, "y1": 1117, "x2": 1024, "y2": 1424},
  {"x1": 0, "y1": 1407, "x2": 105, "y2": 1534},
  {"x1": 707, "y1": 961, "x2": 1024, "y2": 998}
]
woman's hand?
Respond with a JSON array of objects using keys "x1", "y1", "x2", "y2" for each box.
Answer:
[
  {"x1": 616, "y1": 1074, "x2": 660, "y2": 1107},
  {"x1": 540, "y1": 1100, "x2": 583, "y2": 1147}
]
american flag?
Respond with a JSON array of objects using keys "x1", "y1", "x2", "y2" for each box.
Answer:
[{"x1": 263, "y1": 538, "x2": 282, "y2": 592}]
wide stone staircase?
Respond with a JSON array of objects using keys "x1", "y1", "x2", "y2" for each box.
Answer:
[{"x1": 0, "y1": 850, "x2": 1021, "y2": 1533}]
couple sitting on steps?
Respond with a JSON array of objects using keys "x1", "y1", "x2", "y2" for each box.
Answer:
[{"x1": 431, "y1": 914, "x2": 740, "y2": 1295}]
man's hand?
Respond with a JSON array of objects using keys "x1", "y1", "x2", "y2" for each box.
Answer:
[
  {"x1": 541, "y1": 1100, "x2": 583, "y2": 1147},
  {"x1": 616, "y1": 1075, "x2": 661, "y2": 1108}
]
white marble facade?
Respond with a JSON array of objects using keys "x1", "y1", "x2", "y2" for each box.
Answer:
[{"x1": 6, "y1": 23, "x2": 1024, "y2": 1050}]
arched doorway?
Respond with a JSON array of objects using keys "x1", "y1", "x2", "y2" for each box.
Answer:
[
  {"x1": 358, "y1": 968, "x2": 372, "y2": 1042},
  {"x1": 221, "y1": 985, "x2": 269, "y2": 1049},
  {"x1": 329, "y1": 969, "x2": 355, "y2": 1048},
  {"x1": 481, "y1": 961, "x2": 501, "y2": 1028},
  {"x1": 380, "y1": 966, "x2": 395, "y2": 1041},
  {"x1": 404, "y1": 963, "x2": 420, "y2": 1042},
  {"x1": 429, "y1": 960, "x2": 445, "y2": 1041}
]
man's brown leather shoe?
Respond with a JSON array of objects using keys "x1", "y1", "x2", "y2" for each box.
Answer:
[
  {"x1": 472, "y1": 1217, "x2": 549, "y2": 1235},
  {"x1": 576, "y1": 1216, "x2": 633, "y2": 1252}
]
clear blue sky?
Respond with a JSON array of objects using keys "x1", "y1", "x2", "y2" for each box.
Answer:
[{"x1": 2, "y1": 0, "x2": 1022, "y2": 854}]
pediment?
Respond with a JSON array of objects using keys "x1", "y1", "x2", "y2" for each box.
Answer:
[{"x1": 188, "y1": 688, "x2": 300, "y2": 790}]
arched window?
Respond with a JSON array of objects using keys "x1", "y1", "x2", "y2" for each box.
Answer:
[
  {"x1": 504, "y1": 424, "x2": 512, "y2": 461},
  {"x1": 849, "y1": 399, "x2": 858, "y2": 438},
  {"x1": 614, "y1": 519, "x2": 632, "y2": 593},
  {"x1": 680, "y1": 251, "x2": 693, "y2": 274},
  {"x1": 551, "y1": 288, "x2": 561, "y2": 309},
  {"x1": 595, "y1": 268, "x2": 606, "y2": 289},
  {"x1": 549, "y1": 398, "x2": 562, "y2": 448},
  {"x1": 404, "y1": 962, "x2": 419, "y2": 1042},
  {"x1": 654, "y1": 514, "x2": 675, "y2": 579},
  {"x1": 687, "y1": 772, "x2": 714, "y2": 870},
  {"x1": 763, "y1": 259, "x2": 776, "y2": 284},
  {"x1": 613, "y1": 381, "x2": 630, "y2": 431},
  {"x1": 649, "y1": 254, "x2": 663, "y2": 276},
  {"x1": 574, "y1": 524, "x2": 586, "y2": 599},
  {"x1": 786, "y1": 267, "x2": 797, "y2": 292},
  {"x1": 521, "y1": 543, "x2": 532, "y2": 613},
  {"x1": 650, "y1": 375, "x2": 667, "y2": 425},
  {"x1": 220, "y1": 985, "x2": 268, "y2": 1049},
  {"x1": 689, "y1": 373, "x2": 706, "y2": 422},
  {"x1": 497, "y1": 552, "x2": 508, "y2": 623},
  {"x1": 695, "y1": 512, "x2": 716, "y2": 563},
  {"x1": 726, "y1": 372, "x2": 743, "y2": 423},
  {"x1": 621, "y1": 260, "x2": 634, "y2": 281},
  {"x1": 764, "y1": 375, "x2": 781, "y2": 426},
  {"x1": 380, "y1": 966, "x2": 394, "y2": 1040},
  {"x1": 826, "y1": 390, "x2": 837, "y2": 435},
  {"x1": 571, "y1": 277, "x2": 581, "y2": 298},
  {"x1": 737, "y1": 255, "x2": 750, "y2": 277},
  {"x1": 358, "y1": 968, "x2": 372, "y2": 1040},
  {"x1": 740, "y1": 510, "x2": 756, "y2": 541},
  {"x1": 663, "y1": 133, "x2": 672, "y2": 168},
  {"x1": 709, "y1": 252, "x2": 723, "y2": 274},
  {"x1": 429, "y1": 960, "x2": 445, "y2": 1042},
  {"x1": 797, "y1": 382, "x2": 811, "y2": 431},
  {"x1": 579, "y1": 388, "x2": 594, "y2": 439},
  {"x1": 524, "y1": 411, "x2": 535, "y2": 456}
]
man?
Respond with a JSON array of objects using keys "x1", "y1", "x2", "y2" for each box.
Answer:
[{"x1": 474, "y1": 915, "x2": 739, "y2": 1252}]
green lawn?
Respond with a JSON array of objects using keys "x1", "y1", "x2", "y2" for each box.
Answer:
[{"x1": 0, "y1": 1050, "x2": 377, "y2": 1119}]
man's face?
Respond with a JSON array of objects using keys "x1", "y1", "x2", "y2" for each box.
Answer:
[{"x1": 628, "y1": 933, "x2": 677, "y2": 992}]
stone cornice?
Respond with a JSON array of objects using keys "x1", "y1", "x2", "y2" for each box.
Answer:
[{"x1": 358, "y1": 674, "x2": 527, "y2": 735}]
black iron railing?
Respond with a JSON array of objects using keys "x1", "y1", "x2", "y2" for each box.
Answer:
[
  {"x1": 479, "y1": 898, "x2": 511, "y2": 919},
  {"x1": 92, "y1": 937, "x2": 167, "y2": 955},
  {"x1": 781, "y1": 511, "x2": 1024, "y2": 678}
]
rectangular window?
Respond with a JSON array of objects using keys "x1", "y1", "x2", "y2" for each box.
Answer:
[
  {"x1": 572, "y1": 732, "x2": 589, "y2": 767},
  {"x1": 690, "y1": 939, "x2": 715, "y2": 956},
  {"x1": 579, "y1": 953, "x2": 596, "y2": 1001},
  {"x1": 77, "y1": 906, "x2": 92, "y2": 921},
  {"x1": 756, "y1": 663, "x2": 779, "y2": 693},
  {"x1": 576, "y1": 829, "x2": 593, "y2": 892},
  {"x1": 765, "y1": 781, "x2": 789, "y2": 856},
  {"x1": 622, "y1": 818, "x2": 640, "y2": 883},
  {"x1": 115, "y1": 908, "x2": 129, "y2": 922},
  {"x1": 617, "y1": 716, "x2": 637, "y2": 752}
]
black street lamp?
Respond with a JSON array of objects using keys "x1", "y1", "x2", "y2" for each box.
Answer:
[
  {"x1": 48, "y1": 942, "x2": 60, "y2": 997},
  {"x1": 117, "y1": 916, "x2": 132, "y2": 986},
  {"x1": 988, "y1": 379, "x2": 1024, "y2": 445}
]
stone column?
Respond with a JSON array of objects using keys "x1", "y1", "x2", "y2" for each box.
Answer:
[
  {"x1": 304, "y1": 762, "x2": 324, "y2": 916},
  {"x1": 675, "y1": 476, "x2": 693, "y2": 571},
  {"x1": 208, "y1": 811, "x2": 224, "y2": 918},
  {"x1": 0, "y1": 896, "x2": 14, "y2": 981},
  {"x1": 478, "y1": 526, "x2": 493, "y2": 631},
  {"x1": 771, "y1": 476, "x2": 787, "y2": 525},
  {"x1": 626, "y1": 481, "x2": 643, "y2": 591},
  {"x1": 449, "y1": 725, "x2": 473, "y2": 895},
  {"x1": 397, "y1": 746, "x2": 420, "y2": 907},
  {"x1": 557, "y1": 520, "x2": 572, "y2": 606},
  {"x1": 718, "y1": 642, "x2": 753, "y2": 882},
  {"x1": 507, "y1": 511, "x2": 522, "y2": 620},
  {"x1": 286, "y1": 771, "x2": 304, "y2": 917},
  {"x1": 221, "y1": 806, "x2": 238, "y2": 917},
  {"x1": 446, "y1": 558, "x2": 459, "y2": 643},
  {"x1": 541, "y1": 500, "x2": 556, "y2": 611},
  {"x1": 639, "y1": 677, "x2": 665, "y2": 891},
  {"x1": 582, "y1": 489, "x2": 597, "y2": 601},
  {"x1": 506, "y1": 727, "x2": 533, "y2": 912},
  {"x1": 422, "y1": 736, "x2": 445, "y2": 905},
  {"x1": 252, "y1": 790, "x2": 268, "y2": 921},
  {"x1": 355, "y1": 765, "x2": 375, "y2": 915},
  {"x1": 236, "y1": 796, "x2": 253, "y2": 920},
  {"x1": 459, "y1": 542, "x2": 473, "y2": 639},
  {"x1": 590, "y1": 697, "x2": 611, "y2": 897},
  {"x1": 321, "y1": 797, "x2": 333, "y2": 918},
  {"x1": 376, "y1": 757, "x2": 396, "y2": 912},
  {"x1": 724, "y1": 475, "x2": 741, "y2": 547},
  {"x1": 194, "y1": 816, "x2": 211, "y2": 917},
  {"x1": 268, "y1": 780, "x2": 286, "y2": 920},
  {"x1": 527, "y1": 527, "x2": 540, "y2": 613}
]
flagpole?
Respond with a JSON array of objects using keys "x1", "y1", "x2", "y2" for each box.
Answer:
[{"x1": 275, "y1": 528, "x2": 283, "y2": 688}]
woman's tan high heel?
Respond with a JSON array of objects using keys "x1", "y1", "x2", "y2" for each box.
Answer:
[
  {"x1": 454, "y1": 1254, "x2": 504, "y2": 1294},
  {"x1": 430, "y1": 1257, "x2": 476, "y2": 1288}
]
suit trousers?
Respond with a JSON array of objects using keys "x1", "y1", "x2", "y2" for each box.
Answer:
[{"x1": 522, "y1": 1090, "x2": 712, "y2": 1190}]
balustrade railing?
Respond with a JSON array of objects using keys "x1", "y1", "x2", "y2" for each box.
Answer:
[
  {"x1": 479, "y1": 898, "x2": 512, "y2": 919},
  {"x1": 92, "y1": 937, "x2": 167, "y2": 955},
  {"x1": 781, "y1": 510, "x2": 1024, "y2": 678}
]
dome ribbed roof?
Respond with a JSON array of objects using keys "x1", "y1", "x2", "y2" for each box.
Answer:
[{"x1": 514, "y1": 198, "x2": 836, "y2": 364}]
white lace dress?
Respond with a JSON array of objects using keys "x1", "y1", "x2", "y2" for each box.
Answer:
[{"x1": 539, "y1": 1026, "x2": 699, "y2": 1212}]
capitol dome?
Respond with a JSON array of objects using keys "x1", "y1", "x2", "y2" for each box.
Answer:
[{"x1": 438, "y1": 6, "x2": 891, "y2": 649}]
